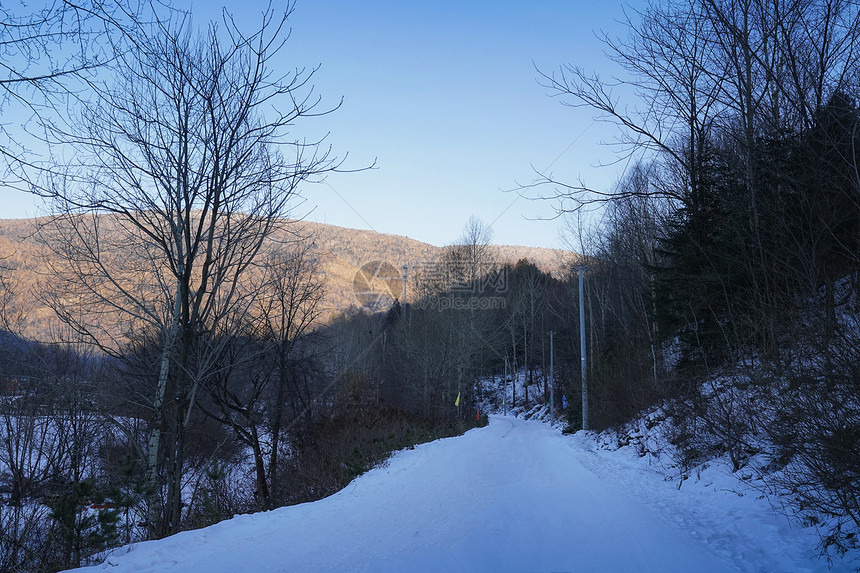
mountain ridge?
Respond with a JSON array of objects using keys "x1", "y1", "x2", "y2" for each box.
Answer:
[{"x1": 0, "y1": 215, "x2": 575, "y2": 341}]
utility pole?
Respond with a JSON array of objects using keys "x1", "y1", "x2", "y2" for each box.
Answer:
[
  {"x1": 401, "y1": 264, "x2": 409, "y2": 304},
  {"x1": 504, "y1": 355, "x2": 509, "y2": 416},
  {"x1": 402, "y1": 264, "x2": 411, "y2": 327},
  {"x1": 578, "y1": 263, "x2": 589, "y2": 431},
  {"x1": 549, "y1": 330, "x2": 555, "y2": 424}
]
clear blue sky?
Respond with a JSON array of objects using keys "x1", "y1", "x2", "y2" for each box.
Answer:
[{"x1": 5, "y1": 1, "x2": 640, "y2": 249}]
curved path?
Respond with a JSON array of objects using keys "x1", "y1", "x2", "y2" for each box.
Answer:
[{"x1": 78, "y1": 416, "x2": 828, "y2": 572}]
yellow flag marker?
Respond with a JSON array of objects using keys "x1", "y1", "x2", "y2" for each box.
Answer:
[{"x1": 455, "y1": 392, "x2": 461, "y2": 407}]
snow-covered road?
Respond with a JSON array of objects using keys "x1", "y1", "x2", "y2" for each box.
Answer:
[{"x1": 76, "y1": 415, "x2": 844, "y2": 572}]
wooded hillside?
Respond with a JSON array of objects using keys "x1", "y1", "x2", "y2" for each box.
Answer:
[{"x1": 0, "y1": 216, "x2": 573, "y2": 341}]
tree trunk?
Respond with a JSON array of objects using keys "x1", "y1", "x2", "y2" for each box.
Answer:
[
  {"x1": 250, "y1": 424, "x2": 270, "y2": 509},
  {"x1": 165, "y1": 407, "x2": 186, "y2": 536},
  {"x1": 268, "y1": 348, "x2": 288, "y2": 506},
  {"x1": 146, "y1": 281, "x2": 181, "y2": 538}
]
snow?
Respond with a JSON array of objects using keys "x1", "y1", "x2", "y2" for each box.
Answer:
[{"x1": 72, "y1": 415, "x2": 853, "y2": 573}]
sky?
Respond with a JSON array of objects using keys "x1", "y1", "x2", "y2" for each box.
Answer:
[{"x1": 4, "y1": 1, "x2": 641, "y2": 250}]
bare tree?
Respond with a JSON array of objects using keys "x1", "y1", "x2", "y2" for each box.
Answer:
[
  {"x1": 530, "y1": 0, "x2": 725, "y2": 212},
  {"x1": 33, "y1": 2, "x2": 339, "y2": 537},
  {"x1": 257, "y1": 240, "x2": 326, "y2": 505},
  {"x1": 0, "y1": 2, "x2": 115, "y2": 89},
  {"x1": 0, "y1": 257, "x2": 16, "y2": 332},
  {"x1": 532, "y1": 0, "x2": 860, "y2": 226},
  {"x1": 201, "y1": 238, "x2": 326, "y2": 510},
  {"x1": 0, "y1": 1, "x2": 140, "y2": 181},
  {"x1": 439, "y1": 215, "x2": 496, "y2": 288}
]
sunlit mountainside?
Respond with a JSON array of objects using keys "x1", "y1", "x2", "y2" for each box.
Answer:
[{"x1": 0, "y1": 216, "x2": 573, "y2": 342}]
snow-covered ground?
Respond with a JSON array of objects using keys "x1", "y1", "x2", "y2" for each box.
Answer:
[{"x1": 72, "y1": 415, "x2": 853, "y2": 573}]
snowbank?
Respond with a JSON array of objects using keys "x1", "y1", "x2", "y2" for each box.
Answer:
[{"x1": 71, "y1": 415, "x2": 853, "y2": 573}]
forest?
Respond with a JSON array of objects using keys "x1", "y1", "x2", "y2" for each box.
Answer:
[
  {"x1": 1, "y1": 0, "x2": 859, "y2": 570},
  {"x1": 535, "y1": 0, "x2": 860, "y2": 558}
]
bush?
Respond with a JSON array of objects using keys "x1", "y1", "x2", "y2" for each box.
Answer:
[
  {"x1": 766, "y1": 343, "x2": 860, "y2": 558},
  {"x1": 277, "y1": 401, "x2": 483, "y2": 507},
  {"x1": 46, "y1": 479, "x2": 120, "y2": 571}
]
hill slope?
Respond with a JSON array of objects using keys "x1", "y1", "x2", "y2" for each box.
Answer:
[
  {"x1": 73, "y1": 416, "x2": 845, "y2": 573},
  {"x1": 0, "y1": 217, "x2": 573, "y2": 341}
]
